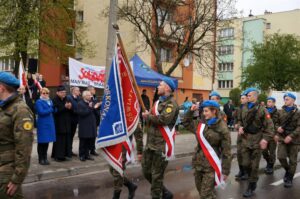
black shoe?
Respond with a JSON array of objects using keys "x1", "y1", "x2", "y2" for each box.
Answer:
[
  {"x1": 44, "y1": 158, "x2": 50, "y2": 165},
  {"x1": 163, "y1": 186, "x2": 173, "y2": 199},
  {"x1": 124, "y1": 180, "x2": 137, "y2": 199},
  {"x1": 80, "y1": 157, "x2": 86, "y2": 161},
  {"x1": 85, "y1": 156, "x2": 94, "y2": 161},
  {"x1": 284, "y1": 173, "x2": 293, "y2": 188},
  {"x1": 265, "y1": 163, "x2": 274, "y2": 175},
  {"x1": 112, "y1": 190, "x2": 121, "y2": 199},
  {"x1": 54, "y1": 158, "x2": 66, "y2": 162},
  {"x1": 90, "y1": 151, "x2": 99, "y2": 156},
  {"x1": 39, "y1": 159, "x2": 47, "y2": 165},
  {"x1": 243, "y1": 182, "x2": 256, "y2": 198}
]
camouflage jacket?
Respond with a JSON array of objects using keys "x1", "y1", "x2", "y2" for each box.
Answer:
[
  {"x1": 268, "y1": 106, "x2": 280, "y2": 132},
  {"x1": 192, "y1": 118, "x2": 231, "y2": 175},
  {"x1": 145, "y1": 95, "x2": 179, "y2": 152},
  {"x1": 275, "y1": 105, "x2": 300, "y2": 144},
  {"x1": 237, "y1": 102, "x2": 274, "y2": 148},
  {"x1": 0, "y1": 93, "x2": 34, "y2": 184}
]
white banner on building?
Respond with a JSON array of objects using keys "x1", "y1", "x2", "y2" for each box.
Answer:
[{"x1": 69, "y1": 58, "x2": 105, "y2": 88}]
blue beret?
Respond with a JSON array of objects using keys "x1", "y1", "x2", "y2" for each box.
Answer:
[
  {"x1": 201, "y1": 100, "x2": 220, "y2": 109},
  {"x1": 284, "y1": 92, "x2": 296, "y2": 100},
  {"x1": 267, "y1": 97, "x2": 276, "y2": 102},
  {"x1": 240, "y1": 91, "x2": 247, "y2": 96},
  {"x1": 0, "y1": 72, "x2": 20, "y2": 88},
  {"x1": 209, "y1": 91, "x2": 221, "y2": 98},
  {"x1": 244, "y1": 87, "x2": 258, "y2": 95},
  {"x1": 162, "y1": 78, "x2": 176, "y2": 91}
]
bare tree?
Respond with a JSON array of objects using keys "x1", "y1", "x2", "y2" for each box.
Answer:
[{"x1": 118, "y1": 0, "x2": 236, "y2": 76}]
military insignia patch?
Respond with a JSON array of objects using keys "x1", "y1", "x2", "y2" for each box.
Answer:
[
  {"x1": 166, "y1": 107, "x2": 172, "y2": 113},
  {"x1": 23, "y1": 121, "x2": 33, "y2": 131}
]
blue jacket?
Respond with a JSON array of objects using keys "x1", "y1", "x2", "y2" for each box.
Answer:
[{"x1": 35, "y1": 99, "x2": 56, "y2": 143}]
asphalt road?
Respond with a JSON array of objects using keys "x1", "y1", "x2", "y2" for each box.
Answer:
[{"x1": 23, "y1": 156, "x2": 300, "y2": 199}]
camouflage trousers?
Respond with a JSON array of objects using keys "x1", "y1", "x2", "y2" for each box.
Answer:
[
  {"x1": 236, "y1": 135, "x2": 243, "y2": 166},
  {"x1": 241, "y1": 147, "x2": 262, "y2": 183},
  {"x1": 0, "y1": 183, "x2": 23, "y2": 199},
  {"x1": 109, "y1": 166, "x2": 130, "y2": 191},
  {"x1": 277, "y1": 143, "x2": 299, "y2": 175},
  {"x1": 194, "y1": 170, "x2": 216, "y2": 199},
  {"x1": 262, "y1": 139, "x2": 277, "y2": 165},
  {"x1": 142, "y1": 148, "x2": 168, "y2": 199}
]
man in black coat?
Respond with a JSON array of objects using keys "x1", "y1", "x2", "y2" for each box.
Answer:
[
  {"x1": 77, "y1": 90, "x2": 98, "y2": 161},
  {"x1": 87, "y1": 86, "x2": 101, "y2": 156},
  {"x1": 52, "y1": 85, "x2": 72, "y2": 161},
  {"x1": 224, "y1": 99, "x2": 235, "y2": 128},
  {"x1": 67, "y1": 86, "x2": 81, "y2": 156}
]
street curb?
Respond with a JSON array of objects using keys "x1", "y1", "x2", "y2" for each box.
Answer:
[{"x1": 23, "y1": 145, "x2": 237, "y2": 184}]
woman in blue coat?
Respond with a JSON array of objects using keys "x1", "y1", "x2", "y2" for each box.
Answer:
[{"x1": 35, "y1": 87, "x2": 56, "y2": 165}]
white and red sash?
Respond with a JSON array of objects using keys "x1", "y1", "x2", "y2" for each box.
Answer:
[
  {"x1": 196, "y1": 123, "x2": 225, "y2": 188},
  {"x1": 152, "y1": 100, "x2": 176, "y2": 160}
]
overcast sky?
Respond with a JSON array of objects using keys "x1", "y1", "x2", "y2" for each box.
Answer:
[{"x1": 236, "y1": 0, "x2": 300, "y2": 16}]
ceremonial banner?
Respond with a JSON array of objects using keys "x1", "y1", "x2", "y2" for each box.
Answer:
[
  {"x1": 68, "y1": 58, "x2": 105, "y2": 88},
  {"x1": 97, "y1": 45, "x2": 140, "y2": 175}
]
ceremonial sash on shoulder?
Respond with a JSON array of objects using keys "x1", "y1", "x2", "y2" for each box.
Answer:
[
  {"x1": 196, "y1": 123, "x2": 225, "y2": 188},
  {"x1": 152, "y1": 100, "x2": 176, "y2": 160}
]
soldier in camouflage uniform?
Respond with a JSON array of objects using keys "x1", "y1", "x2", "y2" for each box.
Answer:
[
  {"x1": 274, "y1": 92, "x2": 300, "y2": 188},
  {"x1": 234, "y1": 92, "x2": 249, "y2": 180},
  {"x1": 236, "y1": 88, "x2": 274, "y2": 198},
  {"x1": 0, "y1": 72, "x2": 34, "y2": 199},
  {"x1": 209, "y1": 91, "x2": 227, "y2": 122},
  {"x1": 142, "y1": 79, "x2": 179, "y2": 199},
  {"x1": 110, "y1": 125, "x2": 143, "y2": 199},
  {"x1": 262, "y1": 97, "x2": 279, "y2": 175},
  {"x1": 184, "y1": 100, "x2": 231, "y2": 199}
]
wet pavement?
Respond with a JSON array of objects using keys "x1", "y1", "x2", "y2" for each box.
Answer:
[{"x1": 23, "y1": 155, "x2": 300, "y2": 199}]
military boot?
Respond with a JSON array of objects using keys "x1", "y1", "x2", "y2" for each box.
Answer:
[
  {"x1": 240, "y1": 167, "x2": 249, "y2": 181},
  {"x1": 243, "y1": 182, "x2": 257, "y2": 198},
  {"x1": 112, "y1": 190, "x2": 121, "y2": 199},
  {"x1": 284, "y1": 169, "x2": 289, "y2": 183},
  {"x1": 265, "y1": 163, "x2": 274, "y2": 175},
  {"x1": 284, "y1": 173, "x2": 294, "y2": 188},
  {"x1": 162, "y1": 186, "x2": 173, "y2": 199},
  {"x1": 123, "y1": 180, "x2": 137, "y2": 199}
]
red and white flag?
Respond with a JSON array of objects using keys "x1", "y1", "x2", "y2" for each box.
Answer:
[
  {"x1": 196, "y1": 123, "x2": 225, "y2": 188},
  {"x1": 152, "y1": 100, "x2": 176, "y2": 160},
  {"x1": 18, "y1": 60, "x2": 27, "y2": 87}
]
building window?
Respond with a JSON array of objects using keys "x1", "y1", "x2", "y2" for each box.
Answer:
[
  {"x1": 76, "y1": 11, "x2": 84, "y2": 22},
  {"x1": 159, "y1": 48, "x2": 173, "y2": 62},
  {"x1": 66, "y1": 28, "x2": 75, "y2": 46},
  {"x1": 219, "y1": 28, "x2": 234, "y2": 38},
  {"x1": 266, "y1": 23, "x2": 271, "y2": 29},
  {"x1": 218, "y1": 45, "x2": 234, "y2": 55},
  {"x1": 0, "y1": 57, "x2": 15, "y2": 72},
  {"x1": 218, "y1": 80, "x2": 233, "y2": 89},
  {"x1": 218, "y1": 62, "x2": 233, "y2": 71}
]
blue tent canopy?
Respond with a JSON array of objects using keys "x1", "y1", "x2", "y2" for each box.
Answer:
[{"x1": 130, "y1": 54, "x2": 178, "y2": 89}]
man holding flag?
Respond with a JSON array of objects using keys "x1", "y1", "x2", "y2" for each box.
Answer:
[
  {"x1": 142, "y1": 78, "x2": 179, "y2": 199},
  {"x1": 97, "y1": 40, "x2": 141, "y2": 199}
]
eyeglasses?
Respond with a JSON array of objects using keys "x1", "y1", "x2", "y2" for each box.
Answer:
[{"x1": 42, "y1": 92, "x2": 49, "y2": 95}]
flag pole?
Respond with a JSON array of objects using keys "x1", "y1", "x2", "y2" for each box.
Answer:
[{"x1": 113, "y1": 24, "x2": 146, "y2": 112}]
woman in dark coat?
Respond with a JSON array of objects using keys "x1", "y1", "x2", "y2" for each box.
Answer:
[
  {"x1": 77, "y1": 90, "x2": 97, "y2": 161},
  {"x1": 35, "y1": 87, "x2": 56, "y2": 165}
]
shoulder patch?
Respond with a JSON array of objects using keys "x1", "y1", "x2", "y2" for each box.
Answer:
[
  {"x1": 166, "y1": 107, "x2": 172, "y2": 113},
  {"x1": 167, "y1": 104, "x2": 174, "y2": 108},
  {"x1": 23, "y1": 121, "x2": 33, "y2": 131}
]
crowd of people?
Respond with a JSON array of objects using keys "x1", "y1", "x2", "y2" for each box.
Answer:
[{"x1": 1, "y1": 71, "x2": 300, "y2": 199}]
